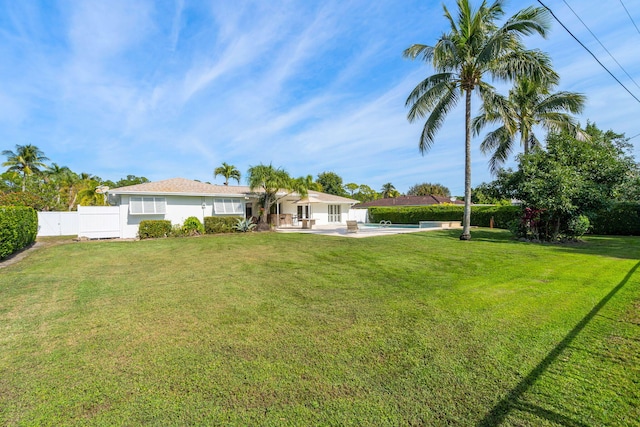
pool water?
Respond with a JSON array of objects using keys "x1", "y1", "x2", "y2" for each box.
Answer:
[{"x1": 360, "y1": 223, "x2": 421, "y2": 229}]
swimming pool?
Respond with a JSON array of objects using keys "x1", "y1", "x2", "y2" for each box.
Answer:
[{"x1": 360, "y1": 223, "x2": 421, "y2": 229}]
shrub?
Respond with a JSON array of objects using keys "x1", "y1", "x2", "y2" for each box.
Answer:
[
  {"x1": 204, "y1": 216, "x2": 242, "y2": 234},
  {"x1": 0, "y1": 192, "x2": 48, "y2": 211},
  {"x1": 234, "y1": 218, "x2": 257, "y2": 232},
  {"x1": 168, "y1": 224, "x2": 188, "y2": 238},
  {"x1": 182, "y1": 216, "x2": 204, "y2": 236},
  {"x1": 471, "y1": 205, "x2": 522, "y2": 228},
  {"x1": 368, "y1": 205, "x2": 521, "y2": 229},
  {"x1": 591, "y1": 203, "x2": 640, "y2": 235},
  {"x1": 567, "y1": 214, "x2": 591, "y2": 238},
  {"x1": 0, "y1": 206, "x2": 38, "y2": 259},
  {"x1": 138, "y1": 220, "x2": 172, "y2": 239}
]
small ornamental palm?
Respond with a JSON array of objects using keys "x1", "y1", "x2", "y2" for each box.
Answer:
[{"x1": 404, "y1": 0, "x2": 555, "y2": 240}]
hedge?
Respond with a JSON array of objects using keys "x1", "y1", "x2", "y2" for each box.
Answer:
[
  {"x1": 367, "y1": 203, "x2": 640, "y2": 235},
  {"x1": 367, "y1": 205, "x2": 521, "y2": 229},
  {"x1": 138, "y1": 220, "x2": 172, "y2": 239},
  {"x1": 204, "y1": 216, "x2": 243, "y2": 234},
  {"x1": 0, "y1": 206, "x2": 38, "y2": 259},
  {"x1": 591, "y1": 203, "x2": 640, "y2": 236}
]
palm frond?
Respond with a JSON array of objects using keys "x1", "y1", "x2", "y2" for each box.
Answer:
[
  {"x1": 403, "y1": 44, "x2": 435, "y2": 61},
  {"x1": 418, "y1": 85, "x2": 460, "y2": 153},
  {"x1": 406, "y1": 74, "x2": 457, "y2": 121},
  {"x1": 536, "y1": 91, "x2": 586, "y2": 114}
]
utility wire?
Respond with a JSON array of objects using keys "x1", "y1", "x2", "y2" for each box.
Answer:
[
  {"x1": 562, "y1": 0, "x2": 640, "y2": 91},
  {"x1": 536, "y1": 0, "x2": 640, "y2": 104},
  {"x1": 619, "y1": 0, "x2": 640, "y2": 36}
]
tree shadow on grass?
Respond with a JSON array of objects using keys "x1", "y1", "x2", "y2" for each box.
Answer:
[
  {"x1": 408, "y1": 228, "x2": 640, "y2": 260},
  {"x1": 476, "y1": 260, "x2": 640, "y2": 426}
]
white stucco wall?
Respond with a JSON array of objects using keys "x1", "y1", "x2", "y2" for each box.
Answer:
[
  {"x1": 117, "y1": 195, "x2": 247, "y2": 238},
  {"x1": 277, "y1": 201, "x2": 352, "y2": 225}
]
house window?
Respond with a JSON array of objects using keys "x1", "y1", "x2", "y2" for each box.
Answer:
[
  {"x1": 130, "y1": 197, "x2": 166, "y2": 215},
  {"x1": 213, "y1": 198, "x2": 244, "y2": 214}
]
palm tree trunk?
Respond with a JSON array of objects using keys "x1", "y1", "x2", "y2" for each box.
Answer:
[
  {"x1": 522, "y1": 129, "x2": 529, "y2": 155},
  {"x1": 461, "y1": 89, "x2": 472, "y2": 240}
]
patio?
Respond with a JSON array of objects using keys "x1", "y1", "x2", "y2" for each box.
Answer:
[{"x1": 275, "y1": 223, "x2": 457, "y2": 238}]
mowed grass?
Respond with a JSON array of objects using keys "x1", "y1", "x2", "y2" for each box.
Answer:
[{"x1": 0, "y1": 229, "x2": 638, "y2": 426}]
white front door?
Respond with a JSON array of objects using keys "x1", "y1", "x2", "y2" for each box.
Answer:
[{"x1": 328, "y1": 205, "x2": 341, "y2": 223}]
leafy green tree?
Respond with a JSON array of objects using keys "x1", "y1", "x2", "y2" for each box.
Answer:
[
  {"x1": 114, "y1": 175, "x2": 149, "y2": 188},
  {"x1": 247, "y1": 164, "x2": 308, "y2": 227},
  {"x1": 380, "y1": 182, "x2": 399, "y2": 198},
  {"x1": 2, "y1": 144, "x2": 50, "y2": 191},
  {"x1": 511, "y1": 124, "x2": 637, "y2": 239},
  {"x1": 0, "y1": 171, "x2": 21, "y2": 193},
  {"x1": 214, "y1": 162, "x2": 241, "y2": 185},
  {"x1": 473, "y1": 76, "x2": 586, "y2": 172},
  {"x1": 353, "y1": 184, "x2": 379, "y2": 203},
  {"x1": 404, "y1": 0, "x2": 554, "y2": 240},
  {"x1": 344, "y1": 183, "x2": 359, "y2": 196},
  {"x1": 316, "y1": 172, "x2": 347, "y2": 197},
  {"x1": 407, "y1": 182, "x2": 451, "y2": 197}
]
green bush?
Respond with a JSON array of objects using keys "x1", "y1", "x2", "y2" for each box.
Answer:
[
  {"x1": 471, "y1": 205, "x2": 522, "y2": 228},
  {"x1": 182, "y1": 216, "x2": 204, "y2": 236},
  {"x1": 0, "y1": 192, "x2": 48, "y2": 211},
  {"x1": 591, "y1": 203, "x2": 640, "y2": 235},
  {"x1": 0, "y1": 206, "x2": 38, "y2": 259},
  {"x1": 368, "y1": 205, "x2": 521, "y2": 229},
  {"x1": 204, "y1": 216, "x2": 242, "y2": 234},
  {"x1": 138, "y1": 220, "x2": 172, "y2": 239},
  {"x1": 567, "y1": 214, "x2": 591, "y2": 238}
]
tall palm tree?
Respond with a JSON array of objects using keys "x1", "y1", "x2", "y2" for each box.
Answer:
[
  {"x1": 473, "y1": 76, "x2": 587, "y2": 173},
  {"x1": 380, "y1": 182, "x2": 398, "y2": 198},
  {"x1": 1, "y1": 144, "x2": 50, "y2": 191},
  {"x1": 404, "y1": 0, "x2": 554, "y2": 240},
  {"x1": 214, "y1": 162, "x2": 241, "y2": 185}
]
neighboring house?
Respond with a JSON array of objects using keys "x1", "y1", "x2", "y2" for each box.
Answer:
[
  {"x1": 106, "y1": 177, "x2": 357, "y2": 239},
  {"x1": 352, "y1": 195, "x2": 463, "y2": 209}
]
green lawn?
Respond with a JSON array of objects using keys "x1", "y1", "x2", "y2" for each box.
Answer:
[{"x1": 1, "y1": 230, "x2": 638, "y2": 426}]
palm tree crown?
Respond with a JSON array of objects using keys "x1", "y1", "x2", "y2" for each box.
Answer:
[
  {"x1": 473, "y1": 76, "x2": 587, "y2": 173},
  {"x1": 404, "y1": 0, "x2": 554, "y2": 240},
  {"x1": 214, "y1": 162, "x2": 241, "y2": 185},
  {"x1": 1, "y1": 144, "x2": 50, "y2": 191}
]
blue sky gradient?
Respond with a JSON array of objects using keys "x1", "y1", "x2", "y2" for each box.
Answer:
[{"x1": 1, "y1": 0, "x2": 639, "y2": 195}]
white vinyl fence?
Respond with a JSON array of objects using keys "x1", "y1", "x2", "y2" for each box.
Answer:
[
  {"x1": 348, "y1": 208, "x2": 368, "y2": 223},
  {"x1": 78, "y1": 206, "x2": 120, "y2": 239},
  {"x1": 37, "y1": 212, "x2": 79, "y2": 236}
]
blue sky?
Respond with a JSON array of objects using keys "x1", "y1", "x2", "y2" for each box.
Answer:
[{"x1": 1, "y1": 0, "x2": 639, "y2": 195}]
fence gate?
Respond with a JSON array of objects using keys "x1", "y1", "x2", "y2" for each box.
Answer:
[
  {"x1": 37, "y1": 212, "x2": 79, "y2": 236},
  {"x1": 78, "y1": 206, "x2": 120, "y2": 239}
]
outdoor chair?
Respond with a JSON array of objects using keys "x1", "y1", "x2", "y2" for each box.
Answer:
[{"x1": 346, "y1": 220, "x2": 359, "y2": 233}]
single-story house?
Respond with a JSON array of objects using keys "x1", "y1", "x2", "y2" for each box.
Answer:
[{"x1": 106, "y1": 177, "x2": 358, "y2": 239}]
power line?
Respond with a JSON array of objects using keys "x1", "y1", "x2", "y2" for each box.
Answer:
[
  {"x1": 562, "y1": 0, "x2": 640, "y2": 91},
  {"x1": 536, "y1": 0, "x2": 640, "y2": 104},
  {"x1": 619, "y1": 0, "x2": 640, "y2": 36}
]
